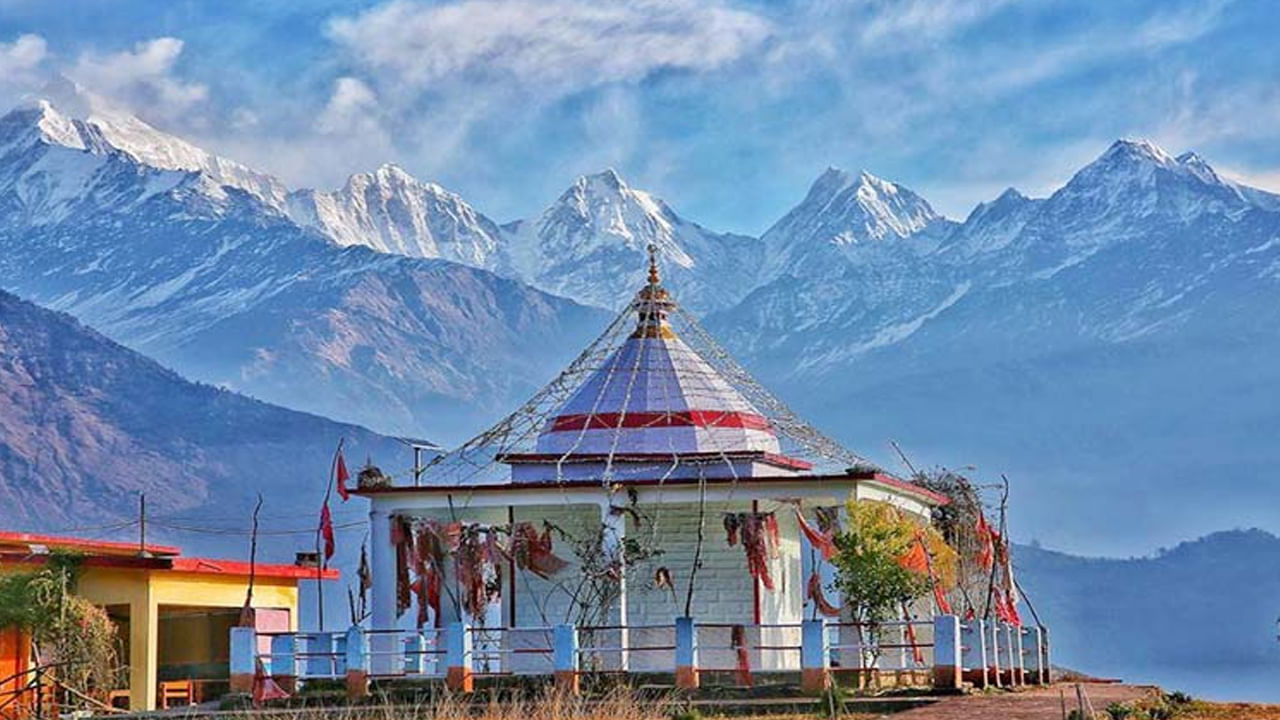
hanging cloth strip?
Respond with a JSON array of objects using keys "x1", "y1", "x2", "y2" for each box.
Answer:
[
  {"x1": 730, "y1": 512, "x2": 777, "y2": 591},
  {"x1": 975, "y1": 514, "x2": 995, "y2": 571},
  {"x1": 392, "y1": 516, "x2": 412, "y2": 618},
  {"x1": 795, "y1": 507, "x2": 838, "y2": 560},
  {"x1": 512, "y1": 522, "x2": 569, "y2": 579},
  {"x1": 252, "y1": 658, "x2": 290, "y2": 707},
  {"x1": 901, "y1": 603, "x2": 926, "y2": 666},
  {"x1": 806, "y1": 571, "x2": 842, "y2": 617},
  {"x1": 731, "y1": 624, "x2": 753, "y2": 687}
]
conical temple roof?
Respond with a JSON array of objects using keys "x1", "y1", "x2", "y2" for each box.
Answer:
[
  {"x1": 535, "y1": 250, "x2": 779, "y2": 457},
  {"x1": 417, "y1": 245, "x2": 875, "y2": 487}
]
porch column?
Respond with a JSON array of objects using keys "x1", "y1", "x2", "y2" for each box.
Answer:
[
  {"x1": 368, "y1": 507, "x2": 398, "y2": 676},
  {"x1": 129, "y1": 595, "x2": 158, "y2": 711},
  {"x1": 601, "y1": 501, "x2": 628, "y2": 670}
]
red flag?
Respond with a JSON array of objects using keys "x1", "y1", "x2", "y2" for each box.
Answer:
[
  {"x1": 335, "y1": 449, "x2": 350, "y2": 502},
  {"x1": 975, "y1": 514, "x2": 994, "y2": 570},
  {"x1": 319, "y1": 502, "x2": 335, "y2": 564},
  {"x1": 252, "y1": 659, "x2": 290, "y2": 707}
]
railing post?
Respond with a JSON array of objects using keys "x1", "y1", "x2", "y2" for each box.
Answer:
[
  {"x1": 270, "y1": 634, "x2": 297, "y2": 693},
  {"x1": 931, "y1": 615, "x2": 962, "y2": 691},
  {"x1": 405, "y1": 633, "x2": 425, "y2": 675},
  {"x1": 304, "y1": 632, "x2": 335, "y2": 678},
  {"x1": 229, "y1": 627, "x2": 256, "y2": 694},
  {"x1": 554, "y1": 624, "x2": 580, "y2": 694},
  {"x1": 445, "y1": 622, "x2": 474, "y2": 693},
  {"x1": 800, "y1": 618, "x2": 830, "y2": 693},
  {"x1": 1040, "y1": 626, "x2": 1051, "y2": 684},
  {"x1": 675, "y1": 617, "x2": 699, "y2": 690},
  {"x1": 1002, "y1": 624, "x2": 1020, "y2": 686},
  {"x1": 987, "y1": 621, "x2": 1002, "y2": 687},
  {"x1": 961, "y1": 619, "x2": 987, "y2": 688},
  {"x1": 1021, "y1": 626, "x2": 1044, "y2": 684},
  {"x1": 345, "y1": 626, "x2": 370, "y2": 700}
]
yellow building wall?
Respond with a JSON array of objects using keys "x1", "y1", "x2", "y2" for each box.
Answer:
[{"x1": 72, "y1": 569, "x2": 299, "y2": 711}]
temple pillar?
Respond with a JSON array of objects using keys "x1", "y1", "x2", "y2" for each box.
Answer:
[
  {"x1": 601, "y1": 500, "x2": 629, "y2": 670},
  {"x1": 368, "y1": 507, "x2": 398, "y2": 675}
]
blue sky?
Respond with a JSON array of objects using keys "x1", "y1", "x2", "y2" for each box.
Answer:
[{"x1": 1, "y1": 0, "x2": 1277, "y2": 233}]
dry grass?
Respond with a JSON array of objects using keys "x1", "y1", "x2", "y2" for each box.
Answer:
[{"x1": 1175, "y1": 701, "x2": 1280, "y2": 720}]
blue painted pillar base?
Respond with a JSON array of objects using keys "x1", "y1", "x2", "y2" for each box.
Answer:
[
  {"x1": 800, "y1": 619, "x2": 830, "y2": 693},
  {"x1": 932, "y1": 615, "x2": 962, "y2": 691},
  {"x1": 553, "y1": 624, "x2": 580, "y2": 694},
  {"x1": 445, "y1": 622, "x2": 474, "y2": 693},
  {"x1": 229, "y1": 626, "x2": 256, "y2": 694},
  {"x1": 674, "y1": 617, "x2": 699, "y2": 690}
]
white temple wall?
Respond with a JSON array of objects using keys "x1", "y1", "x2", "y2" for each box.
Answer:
[{"x1": 510, "y1": 503, "x2": 600, "y2": 628}]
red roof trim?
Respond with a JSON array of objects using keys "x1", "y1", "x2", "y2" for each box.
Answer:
[
  {"x1": 546, "y1": 410, "x2": 774, "y2": 433},
  {"x1": 498, "y1": 450, "x2": 812, "y2": 471},
  {"x1": 867, "y1": 473, "x2": 951, "y2": 506},
  {"x1": 0, "y1": 531, "x2": 180, "y2": 557},
  {"x1": 171, "y1": 557, "x2": 339, "y2": 580},
  {"x1": 354, "y1": 470, "x2": 947, "y2": 506}
]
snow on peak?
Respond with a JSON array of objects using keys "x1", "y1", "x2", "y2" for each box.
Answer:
[
  {"x1": 757, "y1": 167, "x2": 943, "y2": 281},
  {"x1": 537, "y1": 168, "x2": 687, "y2": 261},
  {"x1": 285, "y1": 164, "x2": 504, "y2": 266},
  {"x1": 1100, "y1": 138, "x2": 1179, "y2": 168},
  {"x1": 0, "y1": 91, "x2": 287, "y2": 209}
]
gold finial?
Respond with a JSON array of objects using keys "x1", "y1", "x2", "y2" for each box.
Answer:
[{"x1": 647, "y1": 243, "x2": 660, "y2": 285}]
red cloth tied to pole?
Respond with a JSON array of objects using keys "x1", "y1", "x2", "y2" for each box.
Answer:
[
  {"x1": 731, "y1": 624, "x2": 753, "y2": 687},
  {"x1": 897, "y1": 539, "x2": 929, "y2": 574},
  {"x1": 933, "y1": 583, "x2": 954, "y2": 615},
  {"x1": 318, "y1": 502, "x2": 335, "y2": 563},
  {"x1": 902, "y1": 604, "x2": 925, "y2": 666},
  {"x1": 795, "y1": 507, "x2": 838, "y2": 561},
  {"x1": 335, "y1": 448, "x2": 350, "y2": 502},
  {"x1": 806, "y1": 571, "x2": 842, "y2": 617},
  {"x1": 975, "y1": 514, "x2": 995, "y2": 571},
  {"x1": 252, "y1": 658, "x2": 290, "y2": 707},
  {"x1": 738, "y1": 513, "x2": 775, "y2": 591},
  {"x1": 512, "y1": 522, "x2": 568, "y2": 579}
]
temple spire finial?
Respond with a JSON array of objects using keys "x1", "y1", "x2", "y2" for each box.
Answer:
[{"x1": 647, "y1": 243, "x2": 660, "y2": 286}]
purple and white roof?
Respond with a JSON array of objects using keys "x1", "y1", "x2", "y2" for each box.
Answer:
[{"x1": 533, "y1": 330, "x2": 781, "y2": 456}]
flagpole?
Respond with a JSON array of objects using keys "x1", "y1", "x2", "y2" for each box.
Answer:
[{"x1": 316, "y1": 437, "x2": 345, "y2": 632}]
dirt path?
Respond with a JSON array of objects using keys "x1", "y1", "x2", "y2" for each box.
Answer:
[{"x1": 890, "y1": 683, "x2": 1158, "y2": 720}]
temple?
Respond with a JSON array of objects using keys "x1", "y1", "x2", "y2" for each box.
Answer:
[{"x1": 354, "y1": 247, "x2": 947, "y2": 675}]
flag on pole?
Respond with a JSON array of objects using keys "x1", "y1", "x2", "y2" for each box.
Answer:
[
  {"x1": 319, "y1": 502, "x2": 335, "y2": 564},
  {"x1": 336, "y1": 445, "x2": 351, "y2": 501}
]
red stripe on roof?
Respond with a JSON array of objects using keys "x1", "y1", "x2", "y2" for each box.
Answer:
[
  {"x1": 0, "y1": 531, "x2": 180, "y2": 557},
  {"x1": 170, "y1": 557, "x2": 339, "y2": 580},
  {"x1": 499, "y1": 450, "x2": 812, "y2": 470},
  {"x1": 547, "y1": 410, "x2": 773, "y2": 433}
]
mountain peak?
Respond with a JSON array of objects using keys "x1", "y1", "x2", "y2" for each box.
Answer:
[
  {"x1": 1102, "y1": 138, "x2": 1178, "y2": 167},
  {"x1": 1, "y1": 93, "x2": 288, "y2": 209},
  {"x1": 576, "y1": 168, "x2": 630, "y2": 196}
]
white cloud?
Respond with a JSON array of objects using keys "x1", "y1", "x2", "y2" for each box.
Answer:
[
  {"x1": 853, "y1": 0, "x2": 1015, "y2": 43},
  {"x1": 0, "y1": 33, "x2": 46, "y2": 75},
  {"x1": 317, "y1": 77, "x2": 381, "y2": 135},
  {"x1": 70, "y1": 37, "x2": 208, "y2": 122},
  {"x1": 327, "y1": 0, "x2": 771, "y2": 97}
]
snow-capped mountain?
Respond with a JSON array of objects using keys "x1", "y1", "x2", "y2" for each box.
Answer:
[
  {"x1": 282, "y1": 163, "x2": 760, "y2": 313},
  {"x1": 0, "y1": 99, "x2": 606, "y2": 440},
  {"x1": 502, "y1": 169, "x2": 763, "y2": 312},
  {"x1": 285, "y1": 164, "x2": 506, "y2": 268},
  {"x1": 759, "y1": 167, "x2": 952, "y2": 283},
  {"x1": 7, "y1": 81, "x2": 288, "y2": 209},
  {"x1": 710, "y1": 138, "x2": 1280, "y2": 553}
]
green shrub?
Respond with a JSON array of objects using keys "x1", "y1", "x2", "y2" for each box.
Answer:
[{"x1": 1106, "y1": 701, "x2": 1133, "y2": 719}]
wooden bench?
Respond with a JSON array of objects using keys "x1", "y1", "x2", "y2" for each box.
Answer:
[{"x1": 159, "y1": 680, "x2": 193, "y2": 709}]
